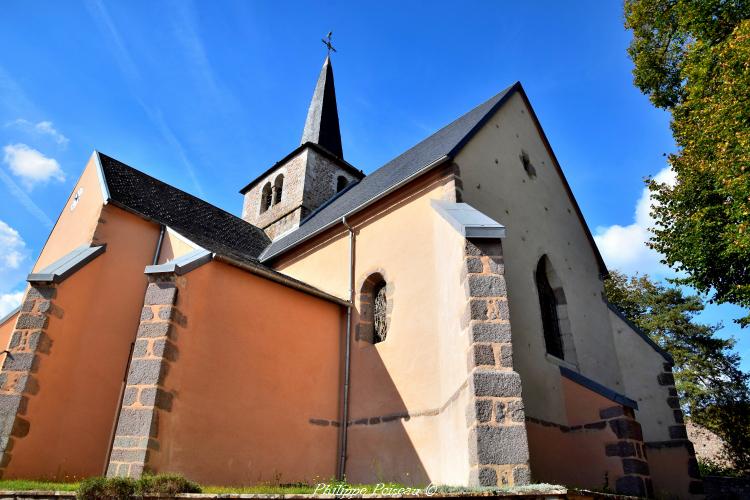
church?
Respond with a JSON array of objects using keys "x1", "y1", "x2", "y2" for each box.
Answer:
[{"x1": 0, "y1": 53, "x2": 701, "y2": 498}]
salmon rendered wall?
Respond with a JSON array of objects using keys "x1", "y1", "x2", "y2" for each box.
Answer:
[
  {"x1": 4, "y1": 205, "x2": 160, "y2": 479},
  {"x1": 275, "y1": 169, "x2": 473, "y2": 485},
  {"x1": 0, "y1": 312, "x2": 18, "y2": 356},
  {"x1": 146, "y1": 261, "x2": 344, "y2": 486}
]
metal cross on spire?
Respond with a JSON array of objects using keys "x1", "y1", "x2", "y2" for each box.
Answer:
[{"x1": 321, "y1": 31, "x2": 337, "y2": 55}]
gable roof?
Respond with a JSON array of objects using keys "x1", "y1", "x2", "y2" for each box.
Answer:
[
  {"x1": 96, "y1": 152, "x2": 270, "y2": 264},
  {"x1": 260, "y1": 82, "x2": 608, "y2": 278}
]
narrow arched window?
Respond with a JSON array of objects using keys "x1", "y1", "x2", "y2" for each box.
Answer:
[
  {"x1": 273, "y1": 174, "x2": 284, "y2": 205},
  {"x1": 336, "y1": 175, "x2": 348, "y2": 193},
  {"x1": 358, "y1": 273, "x2": 390, "y2": 344},
  {"x1": 260, "y1": 183, "x2": 272, "y2": 213},
  {"x1": 536, "y1": 256, "x2": 564, "y2": 359}
]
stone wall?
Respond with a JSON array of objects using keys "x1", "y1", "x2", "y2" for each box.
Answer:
[
  {"x1": 0, "y1": 285, "x2": 55, "y2": 477},
  {"x1": 107, "y1": 279, "x2": 180, "y2": 477},
  {"x1": 463, "y1": 238, "x2": 531, "y2": 487}
]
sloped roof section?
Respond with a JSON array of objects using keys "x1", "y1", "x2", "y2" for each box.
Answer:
[
  {"x1": 260, "y1": 83, "x2": 519, "y2": 261},
  {"x1": 97, "y1": 152, "x2": 270, "y2": 263}
]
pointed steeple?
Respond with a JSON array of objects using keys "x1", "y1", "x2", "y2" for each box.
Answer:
[{"x1": 301, "y1": 56, "x2": 344, "y2": 159}]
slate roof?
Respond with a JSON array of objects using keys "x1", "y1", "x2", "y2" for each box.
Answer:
[
  {"x1": 301, "y1": 56, "x2": 344, "y2": 159},
  {"x1": 259, "y1": 83, "x2": 518, "y2": 261},
  {"x1": 97, "y1": 152, "x2": 270, "y2": 264}
]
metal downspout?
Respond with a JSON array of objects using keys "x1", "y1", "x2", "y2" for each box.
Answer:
[{"x1": 338, "y1": 216, "x2": 355, "y2": 480}]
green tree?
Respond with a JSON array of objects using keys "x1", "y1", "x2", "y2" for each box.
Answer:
[
  {"x1": 605, "y1": 271, "x2": 750, "y2": 470},
  {"x1": 624, "y1": 0, "x2": 750, "y2": 325}
]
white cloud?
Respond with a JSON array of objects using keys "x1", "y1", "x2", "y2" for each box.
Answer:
[
  {"x1": 3, "y1": 143, "x2": 65, "y2": 189},
  {"x1": 0, "y1": 290, "x2": 24, "y2": 318},
  {"x1": 0, "y1": 219, "x2": 26, "y2": 271},
  {"x1": 594, "y1": 167, "x2": 677, "y2": 277},
  {"x1": 8, "y1": 119, "x2": 69, "y2": 147}
]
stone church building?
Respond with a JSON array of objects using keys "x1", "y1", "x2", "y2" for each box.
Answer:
[{"x1": 0, "y1": 56, "x2": 700, "y2": 497}]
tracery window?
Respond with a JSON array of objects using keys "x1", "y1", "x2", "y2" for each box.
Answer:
[{"x1": 358, "y1": 272, "x2": 390, "y2": 344}]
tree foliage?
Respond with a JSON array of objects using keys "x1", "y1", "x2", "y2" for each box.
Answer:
[
  {"x1": 624, "y1": 0, "x2": 750, "y2": 325},
  {"x1": 605, "y1": 271, "x2": 750, "y2": 470}
]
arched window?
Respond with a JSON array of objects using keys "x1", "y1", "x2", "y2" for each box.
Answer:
[
  {"x1": 336, "y1": 175, "x2": 348, "y2": 193},
  {"x1": 260, "y1": 183, "x2": 272, "y2": 213},
  {"x1": 535, "y1": 256, "x2": 564, "y2": 359},
  {"x1": 273, "y1": 174, "x2": 284, "y2": 205},
  {"x1": 358, "y1": 272, "x2": 390, "y2": 344}
]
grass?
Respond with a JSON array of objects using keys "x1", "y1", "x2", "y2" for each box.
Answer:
[{"x1": 0, "y1": 479, "x2": 80, "y2": 491}]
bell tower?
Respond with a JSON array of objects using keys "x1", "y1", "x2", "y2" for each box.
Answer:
[{"x1": 240, "y1": 51, "x2": 363, "y2": 240}]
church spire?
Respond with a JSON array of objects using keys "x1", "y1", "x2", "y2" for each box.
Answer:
[{"x1": 301, "y1": 55, "x2": 344, "y2": 159}]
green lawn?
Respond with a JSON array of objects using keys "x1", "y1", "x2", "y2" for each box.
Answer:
[{"x1": 0, "y1": 479, "x2": 80, "y2": 491}]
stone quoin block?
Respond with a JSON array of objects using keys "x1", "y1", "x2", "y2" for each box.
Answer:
[
  {"x1": 465, "y1": 240, "x2": 502, "y2": 257},
  {"x1": 478, "y1": 467, "x2": 497, "y2": 486},
  {"x1": 507, "y1": 399, "x2": 525, "y2": 422},
  {"x1": 617, "y1": 475, "x2": 646, "y2": 497},
  {"x1": 114, "y1": 408, "x2": 158, "y2": 437},
  {"x1": 140, "y1": 308, "x2": 153, "y2": 321},
  {"x1": 110, "y1": 448, "x2": 148, "y2": 463},
  {"x1": 599, "y1": 405, "x2": 626, "y2": 420},
  {"x1": 125, "y1": 359, "x2": 165, "y2": 386},
  {"x1": 512, "y1": 466, "x2": 531, "y2": 485},
  {"x1": 470, "y1": 299, "x2": 509, "y2": 321},
  {"x1": 657, "y1": 372, "x2": 675, "y2": 386},
  {"x1": 144, "y1": 283, "x2": 177, "y2": 306},
  {"x1": 472, "y1": 344, "x2": 495, "y2": 366},
  {"x1": 465, "y1": 257, "x2": 484, "y2": 273},
  {"x1": 623, "y1": 458, "x2": 650, "y2": 475},
  {"x1": 15, "y1": 314, "x2": 47, "y2": 330},
  {"x1": 471, "y1": 322, "x2": 511, "y2": 343},
  {"x1": 669, "y1": 425, "x2": 688, "y2": 439},
  {"x1": 472, "y1": 371, "x2": 522, "y2": 398},
  {"x1": 605, "y1": 441, "x2": 637, "y2": 457},
  {"x1": 25, "y1": 287, "x2": 56, "y2": 300},
  {"x1": 132, "y1": 340, "x2": 149, "y2": 358},
  {"x1": 609, "y1": 418, "x2": 643, "y2": 441},
  {"x1": 3, "y1": 352, "x2": 35, "y2": 372},
  {"x1": 494, "y1": 401, "x2": 505, "y2": 422},
  {"x1": 470, "y1": 425, "x2": 530, "y2": 465},
  {"x1": 499, "y1": 344, "x2": 513, "y2": 367},
  {"x1": 136, "y1": 322, "x2": 173, "y2": 339},
  {"x1": 473, "y1": 399, "x2": 492, "y2": 423},
  {"x1": 468, "y1": 275, "x2": 507, "y2": 297}
]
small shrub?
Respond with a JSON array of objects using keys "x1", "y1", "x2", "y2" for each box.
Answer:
[
  {"x1": 77, "y1": 476, "x2": 136, "y2": 500},
  {"x1": 137, "y1": 473, "x2": 201, "y2": 495}
]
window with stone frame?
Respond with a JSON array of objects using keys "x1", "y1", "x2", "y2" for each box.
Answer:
[
  {"x1": 273, "y1": 174, "x2": 284, "y2": 205},
  {"x1": 357, "y1": 272, "x2": 391, "y2": 344},
  {"x1": 260, "y1": 182, "x2": 272, "y2": 213},
  {"x1": 336, "y1": 175, "x2": 348, "y2": 193},
  {"x1": 535, "y1": 256, "x2": 564, "y2": 359}
]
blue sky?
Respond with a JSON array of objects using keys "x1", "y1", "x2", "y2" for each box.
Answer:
[{"x1": 1, "y1": 1, "x2": 747, "y2": 367}]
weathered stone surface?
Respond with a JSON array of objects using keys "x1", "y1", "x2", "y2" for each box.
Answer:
[
  {"x1": 512, "y1": 466, "x2": 531, "y2": 485},
  {"x1": 473, "y1": 399, "x2": 492, "y2": 423},
  {"x1": 470, "y1": 425, "x2": 529, "y2": 465},
  {"x1": 122, "y1": 387, "x2": 137, "y2": 406},
  {"x1": 472, "y1": 371, "x2": 522, "y2": 398},
  {"x1": 499, "y1": 344, "x2": 513, "y2": 367},
  {"x1": 599, "y1": 405, "x2": 626, "y2": 420},
  {"x1": 3, "y1": 352, "x2": 34, "y2": 372},
  {"x1": 140, "y1": 308, "x2": 153, "y2": 321},
  {"x1": 507, "y1": 399, "x2": 525, "y2": 422},
  {"x1": 0, "y1": 394, "x2": 22, "y2": 413},
  {"x1": 472, "y1": 344, "x2": 495, "y2": 366},
  {"x1": 15, "y1": 314, "x2": 46, "y2": 330},
  {"x1": 132, "y1": 340, "x2": 149, "y2": 358},
  {"x1": 609, "y1": 418, "x2": 643, "y2": 441},
  {"x1": 616, "y1": 475, "x2": 645, "y2": 497},
  {"x1": 136, "y1": 322, "x2": 172, "y2": 339},
  {"x1": 26, "y1": 287, "x2": 55, "y2": 300},
  {"x1": 623, "y1": 458, "x2": 650, "y2": 475},
  {"x1": 126, "y1": 359, "x2": 165, "y2": 386},
  {"x1": 466, "y1": 239, "x2": 502, "y2": 257},
  {"x1": 110, "y1": 447, "x2": 148, "y2": 463},
  {"x1": 605, "y1": 441, "x2": 636, "y2": 457},
  {"x1": 468, "y1": 275, "x2": 506, "y2": 297},
  {"x1": 115, "y1": 408, "x2": 157, "y2": 437},
  {"x1": 151, "y1": 338, "x2": 177, "y2": 361},
  {"x1": 113, "y1": 436, "x2": 148, "y2": 448},
  {"x1": 158, "y1": 306, "x2": 176, "y2": 321},
  {"x1": 139, "y1": 388, "x2": 173, "y2": 411},
  {"x1": 478, "y1": 467, "x2": 497, "y2": 486},
  {"x1": 674, "y1": 409, "x2": 685, "y2": 424},
  {"x1": 667, "y1": 396, "x2": 680, "y2": 409},
  {"x1": 144, "y1": 283, "x2": 177, "y2": 306},
  {"x1": 471, "y1": 322, "x2": 511, "y2": 343},
  {"x1": 466, "y1": 257, "x2": 483, "y2": 273},
  {"x1": 494, "y1": 401, "x2": 505, "y2": 422}
]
